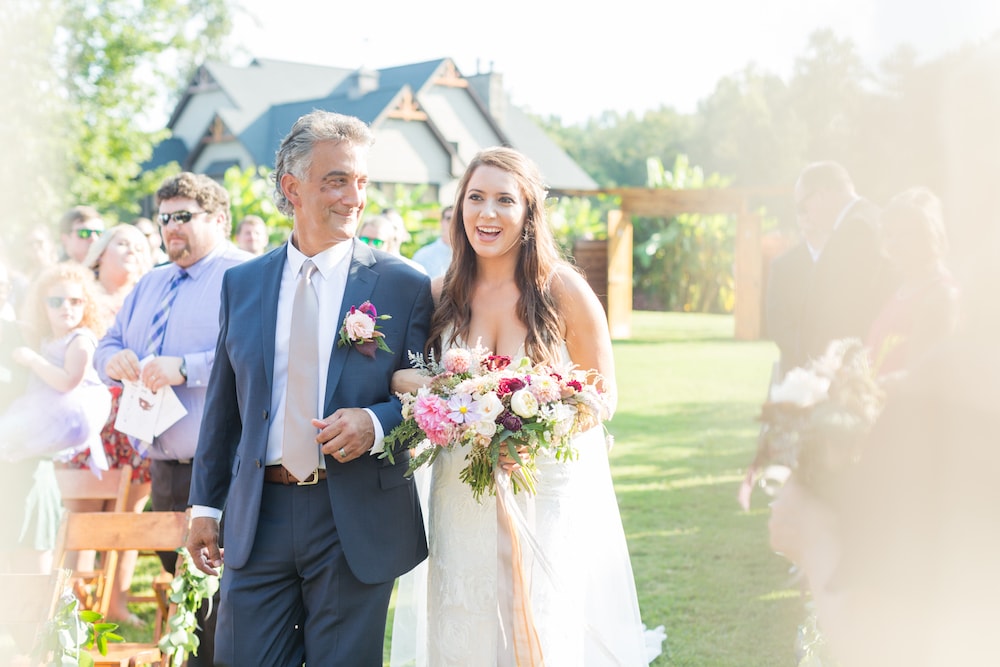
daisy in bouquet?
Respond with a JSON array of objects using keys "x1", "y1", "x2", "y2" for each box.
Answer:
[
  {"x1": 740, "y1": 337, "x2": 886, "y2": 506},
  {"x1": 382, "y1": 341, "x2": 610, "y2": 500}
]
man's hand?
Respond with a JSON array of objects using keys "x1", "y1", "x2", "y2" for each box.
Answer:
[
  {"x1": 141, "y1": 356, "x2": 184, "y2": 393},
  {"x1": 314, "y1": 408, "x2": 375, "y2": 463},
  {"x1": 187, "y1": 516, "x2": 223, "y2": 576},
  {"x1": 106, "y1": 349, "x2": 141, "y2": 383}
]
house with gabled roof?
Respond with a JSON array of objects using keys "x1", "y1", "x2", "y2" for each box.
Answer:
[{"x1": 148, "y1": 57, "x2": 597, "y2": 204}]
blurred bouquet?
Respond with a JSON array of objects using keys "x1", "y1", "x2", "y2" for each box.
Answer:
[
  {"x1": 383, "y1": 342, "x2": 610, "y2": 500},
  {"x1": 743, "y1": 338, "x2": 886, "y2": 503}
]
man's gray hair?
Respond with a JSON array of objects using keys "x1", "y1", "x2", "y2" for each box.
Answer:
[{"x1": 272, "y1": 110, "x2": 375, "y2": 217}]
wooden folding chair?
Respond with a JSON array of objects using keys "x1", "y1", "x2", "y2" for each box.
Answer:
[
  {"x1": 54, "y1": 511, "x2": 190, "y2": 667},
  {"x1": 54, "y1": 465, "x2": 133, "y2": 617}
]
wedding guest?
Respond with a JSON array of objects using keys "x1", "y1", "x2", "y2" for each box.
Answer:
[
  {"x1": 97, "y1": 172, "x2": 252, "y2": 665},
  {"x1": 186, "y1": 110, "x2": 431, "y2": 666},
  {"x1": 234, "y1": 214, "x2": 269, "y2": 256},
  {"x1": 84, "y1": 224, "x2": 155, "y2": 323},
  {"x1": 358, "y1": 214, "x2": 426, "y2": 273},
  {"x1": 865, "y1": 187, "x2": 960, "y2": 377},
  {"x1": 389, "y1": 147, "x2": 659, "y2": 665},
  {"x1": 132, "y1": 217, "x2": 169, "y2": 266},
  {"x1": 770, "y1": 161, "x2": 897, "y2": 375},
  {"x1": 16, "y1": 224, "x2": 58, "y2": 290},
  {"x1": 59, "y1": 205, "x2": 105, "y2": 264},
  {"x1": 0, "y1": 258, "x2": 31, "y2": 565},
  {"x1": 411, "y1": 205, "x2": 453, "y2": 278},
  {"x1": 63, "y1": 223, "x2": 155, "y2": 624},
  {"x1": 0, "y1": 263, "x2": 111, "y2": 573}
]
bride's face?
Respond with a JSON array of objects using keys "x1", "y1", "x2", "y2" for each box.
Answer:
[{"x1": 462, "y1": 165, "x2": 525, "y2": 261}]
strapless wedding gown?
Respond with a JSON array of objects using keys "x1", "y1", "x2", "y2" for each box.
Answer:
[{"x1": 390, "y1": 341, "x2": 663, "y2": 666}]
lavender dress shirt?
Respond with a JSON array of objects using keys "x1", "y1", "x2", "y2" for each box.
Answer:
[{"x1": 95, "y1": 242, "x2": 252, "y2": 461}]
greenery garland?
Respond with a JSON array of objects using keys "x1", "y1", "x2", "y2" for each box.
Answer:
[
  {"x1": 158, "y1": 547, "x2": 221, "y2": 667},
  {"x1": 33, "y1": 576, "x2": 123, "y2": 667}
]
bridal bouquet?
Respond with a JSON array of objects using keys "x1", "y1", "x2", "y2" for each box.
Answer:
[
  {"x1": 748, "y1": 338, "x2": 886, "y2": 499},
  {"x1": 382, "y1": 342, "x2": 609, "y2": 500}
]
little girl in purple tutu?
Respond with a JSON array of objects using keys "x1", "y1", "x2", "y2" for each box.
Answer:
[{"x1": 0, "y1": 262, "x2": 110, "y2": 568}]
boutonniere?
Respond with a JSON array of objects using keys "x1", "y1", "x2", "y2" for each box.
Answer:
[{"x1": 338, "y1": 301, "x2": 393, "y2": 358}]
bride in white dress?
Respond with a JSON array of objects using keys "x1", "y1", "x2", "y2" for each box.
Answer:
[{"x1": 390, "y1": 147, "x2": 663, "y2": 666}]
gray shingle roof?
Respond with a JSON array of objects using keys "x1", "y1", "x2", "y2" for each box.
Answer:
[{"x1": 150, "y1": 56, "x2": 596, "y2": 192}]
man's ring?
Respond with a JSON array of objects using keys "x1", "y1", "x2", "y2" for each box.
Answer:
[{"x1": 338, "y1": 448, "x2": 346, "y2": 458}]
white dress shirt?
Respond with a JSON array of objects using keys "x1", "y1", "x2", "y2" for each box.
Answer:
[{"x1": 191, "y1": 239, "x2": 384, "y2": 521}]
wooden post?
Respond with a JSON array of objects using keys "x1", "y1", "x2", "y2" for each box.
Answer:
[
  {"x1": 733, "y1": 206, "x2": 762, "y2": 340},
  {"x1": 607, "y1": 209, "x2": 632, "y2": 339}
]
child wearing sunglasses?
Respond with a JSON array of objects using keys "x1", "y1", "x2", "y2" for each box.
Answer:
[{"x1": 0, "y1": 263, "x2": 114, "y2": 570}]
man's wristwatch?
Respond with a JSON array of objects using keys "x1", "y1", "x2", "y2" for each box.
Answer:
[{"x1": 179, "y1": 358, "x2": 188, "y2": 380}]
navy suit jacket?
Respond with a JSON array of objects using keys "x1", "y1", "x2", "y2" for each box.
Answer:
[
  {"x1": 189, "y1": 240, "x2": 433, "y2": 584},
  {"x1": 798, "y1": 199, "x2": 899, "y2": 365}
]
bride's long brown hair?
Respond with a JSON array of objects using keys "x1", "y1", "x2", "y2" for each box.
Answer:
[{"x1": 428, "y1": 147, "x2": 569, "y2": 365}]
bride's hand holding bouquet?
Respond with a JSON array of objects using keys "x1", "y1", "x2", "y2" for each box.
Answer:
[{"x1": 382, "y1": 340, "x2": 610, "y2": 500}]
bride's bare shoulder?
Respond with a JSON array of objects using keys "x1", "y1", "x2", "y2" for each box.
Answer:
[{"x1": 550, "y1": 264, "x2": 595, "y2": 304}]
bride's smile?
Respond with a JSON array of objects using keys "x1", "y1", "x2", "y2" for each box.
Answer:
[{"x1": 463, "y1": 164, "x2": 526, "y2": 259}]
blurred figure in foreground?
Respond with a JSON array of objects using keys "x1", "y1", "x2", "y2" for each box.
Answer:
[{"x1": 866, "y1": 187, "x2": 960, "y2": 377}]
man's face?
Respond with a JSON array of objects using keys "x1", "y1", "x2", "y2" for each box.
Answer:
[
  {"x1": 440, "y1": 208, "x2": 453, "y2": 248},
  {"x1": 281, "y1": 140, "x2": 368, "y2": 248},
  {"x1": 62, "y1": 218, "x2": 105, "y2": 263},
  {"x1": 237, "y1": 223, "x2": 268, "y2": 255},
  {"x1": 158, "y1": 197, "x2": 226, "y2": 268}
]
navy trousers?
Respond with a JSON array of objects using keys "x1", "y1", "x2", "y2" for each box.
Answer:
[{"x1": 214, "y1": 480, "x2": 394, "y2": 666}]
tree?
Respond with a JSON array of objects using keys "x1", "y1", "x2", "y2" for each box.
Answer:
[
  {"x1": 688, "y1": 64, "x2": 806, "y2": 189},
  {"x1": 2, "y1": 0, "x2": 233, "y2": 238},
  {"x1": 634, "y1": 155, "x2": 735, "y2": 313},
  {"x1": 538, "y1": 106, "x2": 693, "y2": 188},
  {"x1": 59, "y1": 0, "x2": 233, "y2": 221},
  {"x1": 0, "y1": 0, "x2": 68, "y2": 236}
]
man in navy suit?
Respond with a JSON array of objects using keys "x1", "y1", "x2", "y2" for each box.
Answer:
[
  {"x1": 769, "y1": 161, "x2": 897, "y2": 374},
  {"x1": 187, "y1": 110, "x2": 432, "y2": 665}
]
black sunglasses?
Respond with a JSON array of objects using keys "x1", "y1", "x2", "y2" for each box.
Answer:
[
  {"x1": 46, "y1": 296, "x2": 85, "y2": 309},
  {"x1": 158, "y1": 210, "x2": 208, "y2": 226},
  {"x1": 75, "y1": 228, "x2": 103, "y2": 240}
]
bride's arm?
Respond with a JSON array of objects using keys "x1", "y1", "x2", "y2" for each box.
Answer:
[
  {"x1": 392, "y1": 368, "x2": 427, "y2": 395},
  {"x1": 391, "y1": 276, "x2": 445, "y2": 396},
  {"x1": 554, "y1": 267, "x2": 617, "y2": 419}
]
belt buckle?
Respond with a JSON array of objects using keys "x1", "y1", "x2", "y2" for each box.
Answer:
[{"x1": 296, "y1": 469, "x2": 321, "y2": 486}]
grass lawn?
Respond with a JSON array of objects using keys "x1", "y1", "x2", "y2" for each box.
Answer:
[
  {"x1": 612, "y1": 311, "x2": 802, "y2": 666},
  {"x1": 126, "y1": 311, "x2": 804, "y2": 665}
]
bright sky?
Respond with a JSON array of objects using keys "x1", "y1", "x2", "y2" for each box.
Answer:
[{"x1": 226, "y1": 0, "x2": 999, "y2": 124}]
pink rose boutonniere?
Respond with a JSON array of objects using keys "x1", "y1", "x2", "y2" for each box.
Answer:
[{"x1": 338, "y1": 301, "x2": 393, "y2": 358}]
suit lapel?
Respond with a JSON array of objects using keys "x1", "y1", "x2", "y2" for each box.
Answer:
[
  {"x1": 324, "y1": 241, "x2": 377, "y2": 413},
  {"x1": 260, "y1": 246, "x2": 286, "y2": 390}
]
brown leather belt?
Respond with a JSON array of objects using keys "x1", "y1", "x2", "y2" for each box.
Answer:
[{"x1": 263, "y1": 465, "x2": 327, "y2": 485}]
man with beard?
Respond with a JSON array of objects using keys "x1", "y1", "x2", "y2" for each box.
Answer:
[{"x1": 96, "y1": 172, "x2": 252, "y2": 666}]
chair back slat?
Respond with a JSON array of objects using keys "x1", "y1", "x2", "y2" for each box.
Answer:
[
  {"x1": 56, "y1": 511, "x2": 189, "y2": 556},
  {"x1": 55, "y1": 465, "x2": 133, "y2": 511}
]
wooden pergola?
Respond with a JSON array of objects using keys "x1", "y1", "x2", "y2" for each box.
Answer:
[{"x1": 557, "y1": 187, "x2": 789, "y2": 341}]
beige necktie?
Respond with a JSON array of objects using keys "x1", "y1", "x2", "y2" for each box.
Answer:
[{"x1": 282, "y1": 259, "x2": 321, "y2": 481}]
